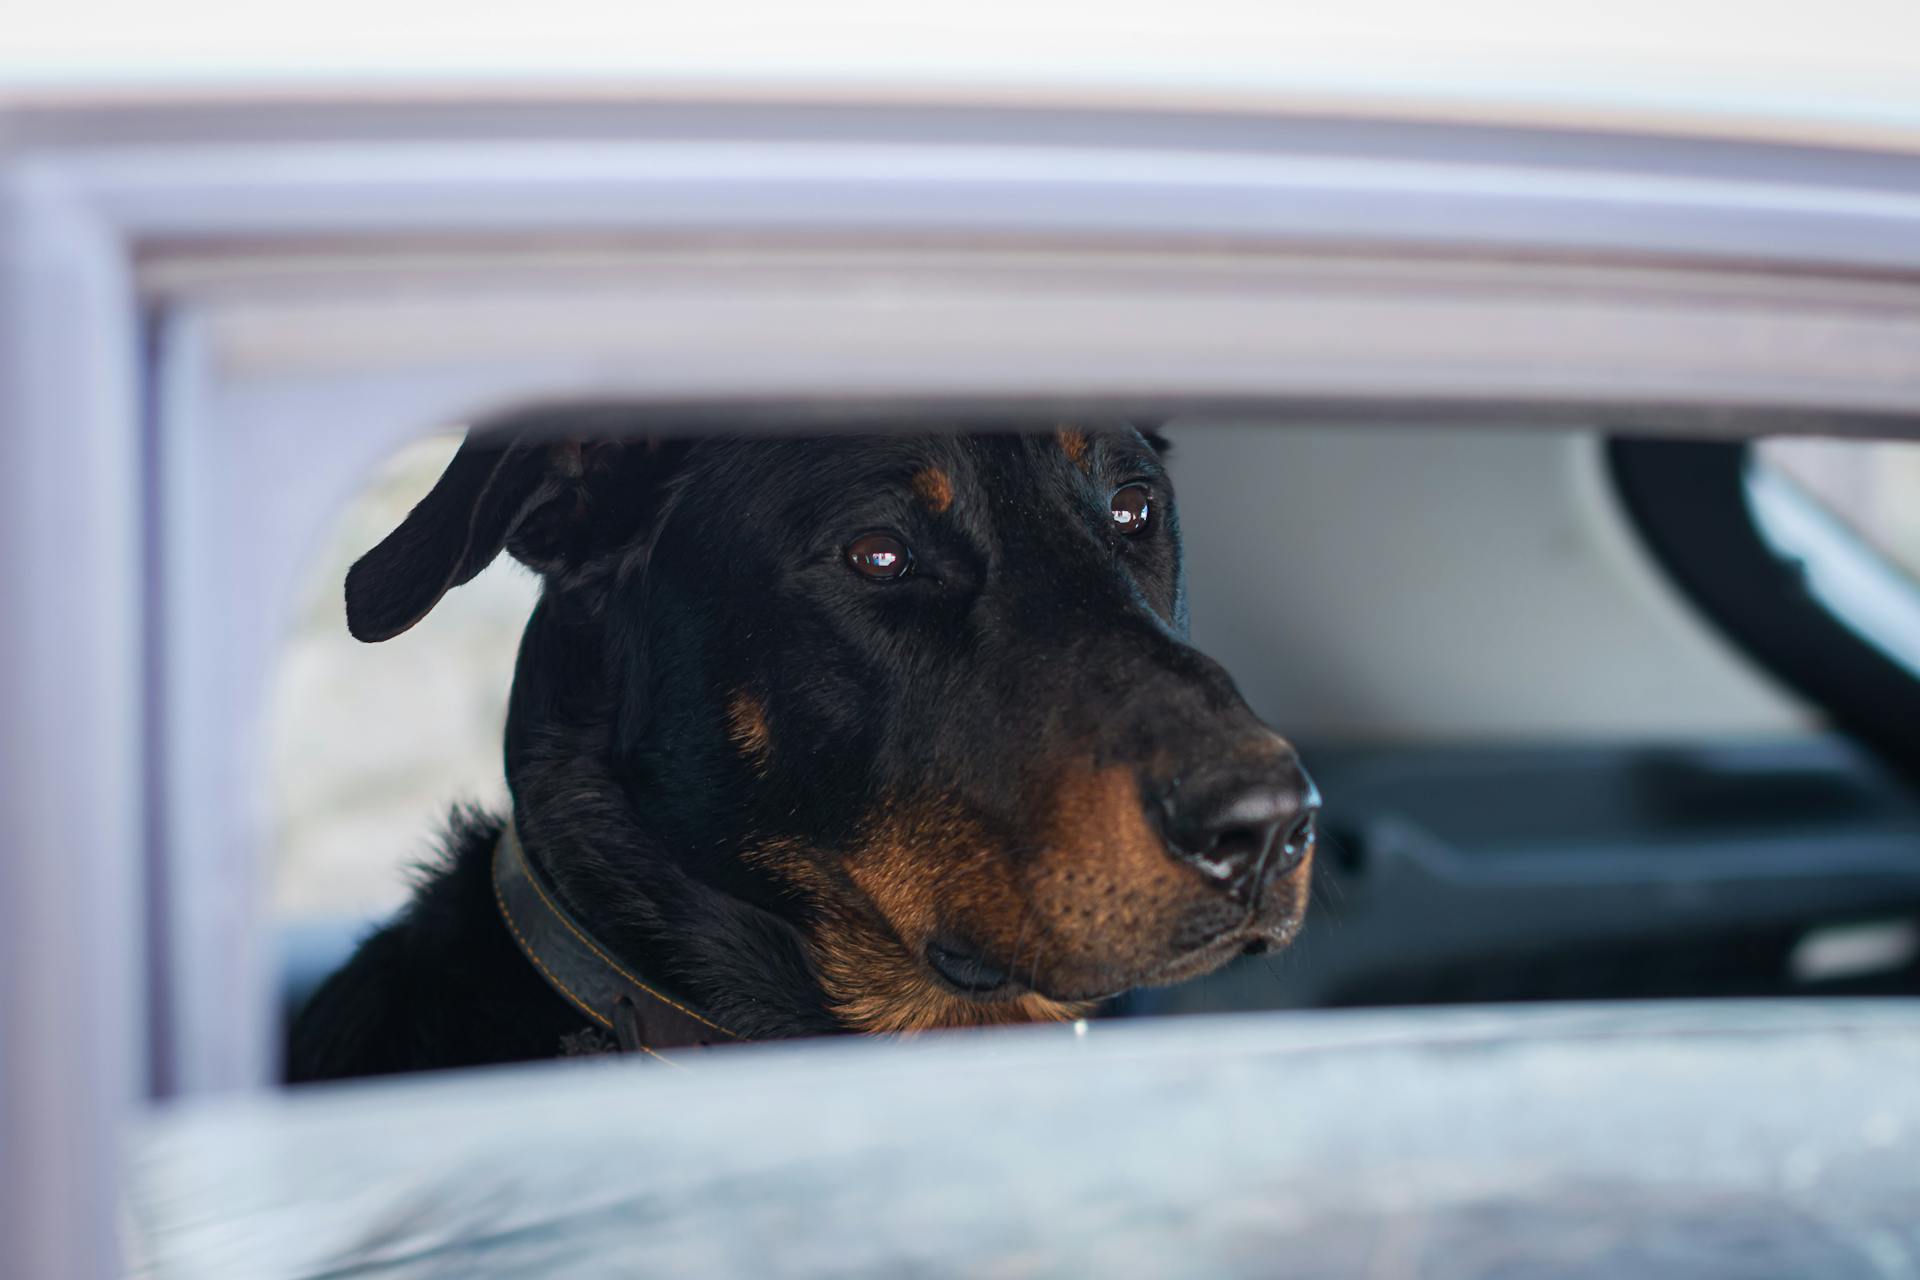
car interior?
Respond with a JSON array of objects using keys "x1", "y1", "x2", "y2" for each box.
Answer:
[{"x1": 273, "y1": 419, "x2": 1920, "y2": 1052}]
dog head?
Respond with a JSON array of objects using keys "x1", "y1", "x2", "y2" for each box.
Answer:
[{"x1": 348, "y1": 411, "x2": 1317, "y2": 1034}]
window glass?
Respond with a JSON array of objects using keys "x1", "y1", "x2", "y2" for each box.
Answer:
[
  {"x1": 1748, "y1": 437, "x2": 1920, "y2": 679},
  {"x1": 1755, "y1": 438, "x2": 1920, "y2": 584}
]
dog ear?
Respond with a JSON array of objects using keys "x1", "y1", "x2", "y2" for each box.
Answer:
[
  {"x1": 343, "y1": 432, "x2": 553, "y2": 642},
  {"x1": 345, "y1": 424, "x2": 682, "y2": 643}
]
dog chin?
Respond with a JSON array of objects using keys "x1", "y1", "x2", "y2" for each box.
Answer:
[
  {"x1": 1028, "y1": 926, "x2": 1298, "y2": 1003},
  {"x1": 930, "y1": 909, "x2": 1306, "y2": 1005},
  {"x1": 1128, "y1": 934, "x2": 1259, "y2": 991}
]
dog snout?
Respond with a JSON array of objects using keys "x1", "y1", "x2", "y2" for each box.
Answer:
[{"x1": 1153, "y1": 756, "x2": 1319, "y2": 902}]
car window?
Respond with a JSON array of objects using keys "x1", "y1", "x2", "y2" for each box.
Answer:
[
  {"x1": 1749, "y1": 438, "x2": 1920, "y2": 678},
  {"x1": 1755, "y1": 438, "x2": 1920, "y2": 585}
]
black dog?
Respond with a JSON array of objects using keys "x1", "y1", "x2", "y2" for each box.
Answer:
[{"x1": 290, "y1": 412, "x2": 1317, "y2": 1080}]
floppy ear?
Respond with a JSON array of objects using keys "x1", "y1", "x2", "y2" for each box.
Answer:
[
  {"x1": 343, "y1": 432, "x2": 565, "y2": 642},
  {"x1": 343, "y1": 412, "x2": 702, "y2": 645}
]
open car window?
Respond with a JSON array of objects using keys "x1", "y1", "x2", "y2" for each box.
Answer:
[{"x1": 11, "y1": 22, "x2": 1920, "y2": 1277}]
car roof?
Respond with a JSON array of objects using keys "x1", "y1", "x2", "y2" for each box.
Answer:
[{"x1": 10, "y1": 1, "x2": 1920, "y2": 153}]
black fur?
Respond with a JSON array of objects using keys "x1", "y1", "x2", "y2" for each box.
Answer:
[{"x1": 290, "y1": 416, "x2": 1313, "y2": 1081}]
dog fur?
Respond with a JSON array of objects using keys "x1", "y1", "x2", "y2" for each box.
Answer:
[{"x1": 290, "y1": 415, "x2": 1314, "y2": 1080}]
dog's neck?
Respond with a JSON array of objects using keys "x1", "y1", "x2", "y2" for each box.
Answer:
[
  {"x1": 491, "y1": 819, "x2": 750, "y2": 1057},
  {"x1": 509, "y1": 796, "x2": 841, "y2": 1042},
  {"x1": 499, "y1": 598, "x2": 841, "y2": 1041},
  {"x1": 504, "y1": 755, "x2": 840, "y2": 1042}
]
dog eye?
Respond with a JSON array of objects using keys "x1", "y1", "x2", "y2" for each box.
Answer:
[
  {"x1": 847, "y1": 532, "x2": 913, "y2": 580},
  {"x1": 1110, "y1": 484, "x2": 1152, "y2": 536}
]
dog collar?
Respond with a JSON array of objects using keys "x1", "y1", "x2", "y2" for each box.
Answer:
[{"x1": 491, "y1": 820, "x2": 741, "y2": 1064}]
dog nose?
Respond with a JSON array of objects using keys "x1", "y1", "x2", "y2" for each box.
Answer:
[{"x1": 1155, "y1": 760, "x2": 1319, "y2": 901}]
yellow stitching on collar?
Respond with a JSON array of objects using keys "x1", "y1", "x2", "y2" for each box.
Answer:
[
  {"x1": 637, "y1": 1044, "x2": 689, "y2": 1072},
  {"x1": 492, "y1": 844, "x2": 611, "y2": 1032}
]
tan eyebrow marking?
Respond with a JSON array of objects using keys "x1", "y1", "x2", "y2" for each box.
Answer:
[
  {"x1": 726, "y1": 693, "x2": 772, "y2": 772},
  {"x1": 911, "y1": 467, "x2": 954, "y2": 514},
  {"x1": 1057, "y1": 427, "x2": 1091, "y2": 470}
]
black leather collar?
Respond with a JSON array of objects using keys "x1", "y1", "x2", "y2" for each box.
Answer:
[{"x1": 492, "y1": 821, "x2": 741, "y2": 1064}]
